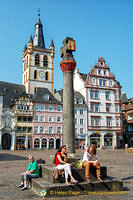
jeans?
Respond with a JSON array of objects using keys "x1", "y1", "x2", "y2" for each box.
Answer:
[
  {"x1": 20, "y1": 173, "x2": 37, "y2": 181},
  {"x1": 56, "y1": 164, "x2": 72, "y2": 179}
]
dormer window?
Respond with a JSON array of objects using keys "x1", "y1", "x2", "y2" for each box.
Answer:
[
  {"x1": 98, "y1": 69, "x2": 101, "y2": 75},
  {"x1": 43, "y1": 94, "x2": 49, "y2": 101},
  {"x1": 78, "y1": 99, "x2": 83, "y2": 104},
  {"x1": 74, "y1": 98, "x2": 77, "y2": 104}
]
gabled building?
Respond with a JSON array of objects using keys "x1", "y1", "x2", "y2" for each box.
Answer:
[
  {"x1": 74, "y1": 57, "x2": 123, "y2": 149},
  {"x1": 22, "y1": 14, "x2": 55, "y2": 95},
  {"x1": 11, "y1": 92, "x2": 33, "y2": 150},
  {"x1": 122, "y1": 92, "x2": 133, "y2": 147},
  {"x1": 32, "y1": 88, "x2": 63, "y2": 149},
  {"x1": 0, "y1": 81, "x2": 25, "y2": 150},
  {"x1": 55, "y1": 89, "x2": 87, "y2": 148}
]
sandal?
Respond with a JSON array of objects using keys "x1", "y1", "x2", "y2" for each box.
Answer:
[
  {"x1": 86, "y1": 178, "x2": 92, "y2": 183},
  {"x1": 71, "y1": 179, "x2": 78, "y2": 183},
  {"x1": 97, "y1": 177, "x2": 103, "y2": 182},
  {"x1": 65, "y1": 182, "x2": 71, "y2": 186}
]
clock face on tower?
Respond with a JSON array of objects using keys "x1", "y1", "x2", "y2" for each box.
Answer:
[{"x1": 39, "y1": 70, "x2": 45, "y2": 78}]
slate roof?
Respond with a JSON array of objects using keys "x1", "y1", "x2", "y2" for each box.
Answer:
[
  {"x1": 122, "y1": 92, "x2": 129, "y2": 104},
  {"x1": 0, "y1": 81, "x2": 25, "y2": 108},
  {"x1": 55, "y1": 89, "x2": 87, "y2": 107},
  {"x1": 32, "y1": 88, "x2": 62, "y2": 104},
  {"x1": 79, "y1": 73, "x2": 87, "y2": 81}
]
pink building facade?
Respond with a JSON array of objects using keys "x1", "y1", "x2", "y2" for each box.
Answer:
[{"x1": 32, "y1": 88, "x2": 63, "y2": 149}]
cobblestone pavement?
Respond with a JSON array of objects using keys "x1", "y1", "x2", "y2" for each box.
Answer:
[{"x1": 0, "y1": 149, "x2": 133, "y2": 200}]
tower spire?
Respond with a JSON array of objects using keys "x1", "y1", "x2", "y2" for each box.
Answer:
[{"x1": 33, "y1": 10, "x2": 45, "y2": 48}]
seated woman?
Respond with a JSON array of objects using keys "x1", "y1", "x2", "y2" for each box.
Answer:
[
  {"x1": 17, "y1": 155, "x2": 39, "y2": 190},
  {"x1": 54, "y1": 145, "x2": 78, "y2": 185},
  {"x1": 82, "y1": 144, "x2": 103, "y2": 183}
]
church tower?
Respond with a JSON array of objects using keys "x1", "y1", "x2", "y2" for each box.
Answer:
[{"x1": 22, "y1": 14, "x2": 55, "y2": 95}]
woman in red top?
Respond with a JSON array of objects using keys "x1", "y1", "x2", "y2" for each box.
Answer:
[{"x1": 54, "y1": 145, "x2": 78, "y2": 185}]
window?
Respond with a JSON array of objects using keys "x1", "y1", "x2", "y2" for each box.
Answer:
[
  {"x1": 43, "y1": 94, "x2": 49, "y2": 101},
  {"x1": 45, "y1": 71, "x2": 49, "y2": 81},
  {"x1": 116, "y1": 119, "x2": 119, "y2": 126},
  {"x1": 91, "y1": 104, "x2": 94, "y2": 112},
  {"x1": 57, "y1": 127, "x2": 61, "y2": 134},
  {"x1": 103, "y1": 80, "x2": 106, "y2": 86},
  {"x1": 115, "y1": 93, "x2": 118, "y2": 100},
  {"x1": 80, "y1": 128, "x2": 84, "y2": 134},
  {"x1": 95, "y1": 104, "x2": 99, "y2": 112},
  {"x1": 28, "y1": 117, "x2": 32, "y2": 122},
  {"x1": 34, "y1": 104, "x2": 39, "y2": 111},
  {"x1": 90, "y1": 90, "x2": 99, "y2": 99},
  {"x1": 34, "y1": 126, "x2": 38, "y2": 133},
  {"x1": 49, "y1": 116, "x2": 53, "y2": 122},
  {"x1": 34, "y1": 115, "x2": 39, "y2": 122},
  {"x1": 35, "y1": 54, "x2": 40, "y2": 65},
  {"x1": 40, "y1": 126, "x2": 44, "y2": 133},
  {"x1": 57, "y1": 106, "x2": 62, "y2": 112},
  {"x1": 105, "y1": 91, "x2": 110, "y2": 100},
  {"x1": 98, "y1": 69, "x2": 101, "y2": 75},
  {"x1": 106, "y1": 104, "x2": 110, "y2": 112},
  {"x1": 90, "y1": 90, "x2": 94, "y2": 98},
  {"x1": 17, "y1": 117, "x2": 22, "y2": 122},
  {"x1": 104, "y1": 71, "x2": 106, "y2": 75},
  {"x1": 96, "y1": 118, "x2": 100, "y2": 126},
  {"x1": 34, "y1": 87, "x2": 37, "y2": 94},
  {"x1": 90, "y1": 103, "x2": 99, "y2": 112},
  {"x1": 75, "y1": 128, "x2": 78, "y2": 134},
  {"x1": 34, "y1": 70, "x2": 38, "y2": 79},
  {"x1": 80, "y1": 109, "x2": 83, "y2": 115},
  {"x1": 91, "y1": 117, "x2": 100, "y2": 126},
  {"x1": 74, "y1": 109, "x2": 77, "y2": 114},
  {"x1": 17, "y1": 126, "x2": 21, "y2": 132},
  {"x1": 80, "y1": 119, "x2": 84, "y2": 125},
  {"x1": 40, "y1": 116, "x2": 45, "y2": 122},
  {"x1": 40, "y1": 104, "x2": 45, "y2": 111},
  {"x1": 28, "y1": 127, "x2": 32, "y2": 132},
  {"x1": 75, "y1": 118, "x2": 77, "y2": 124},
  {"x1": 43, "y1": 55, "x2": 48, "y2": 67},
  {"x1": 78, "y1": 99, "x2": 83, "y2": 104},
  {"x1": 74, "y1": 98, "x2": 77, "y2": 104},
  {"x1": 49, "y1": 127, "x2": 53, "y2": 134},
  {"x1": 115, "y1": 105, "x2": 119, "y2": 112},
  {"x1": 23, "y1": 117, "x2": 27, "y2": 122},
  {"x1": 99, "y1": 79, "x2": 102, "y2": 86},
  {"x1": 91, "y1": 117, "x2": 95, "y2": 126},
  {"x1": 107, "y1": 118, "x2": 111, "y2": 127},
  {"x1": 95, "y1": 91, "x2": 99, "y2": 99},
  {"x1": 57, "y1": 116, "x2": 61, "y2": 122},
  {"x1": 48, "y1": 106, "x2": 54, "y2": 112},
  {"x1": 92, "y1": 79, "x2": 95, "y2": 84},
  {"x1": 23, "y1": 127, "x2": 27, "y2": 132}
]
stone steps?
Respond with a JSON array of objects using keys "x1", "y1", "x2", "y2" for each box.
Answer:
[
  {"x1": 31, "y1": 178, "x2": 123, "y2": 198},
  {"x1": 41, "y1": 165, "x2": 107, "y2": 183}
]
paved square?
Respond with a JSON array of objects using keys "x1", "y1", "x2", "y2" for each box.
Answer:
[{"x1": 0, "y1": 149, "x2": 132, "y2": 200}]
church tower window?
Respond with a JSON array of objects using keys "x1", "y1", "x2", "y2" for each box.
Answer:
[
  {"x1": 34, "y1": 70, "x2": 38, "y2": 79},
  {"x1": 43, "y1": 55, "x2": 48, "y2": 67},
  {"x1": 45, "y1": 71, "x2": 49, "y2": 81},
  {"x1": 35, "y1": 54, "x2": 40, "y2": 66}
]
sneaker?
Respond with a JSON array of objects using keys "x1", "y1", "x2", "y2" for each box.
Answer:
[
  {"x1": 17, "y1": 184, "x2": 24, "y2": 188},
  {"x1": 21, "y1": 186, "x2": 27, "y2": 191}
]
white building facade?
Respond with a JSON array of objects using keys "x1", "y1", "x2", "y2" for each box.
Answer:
[{"x1": 74, "y1": 57, "x2": 123, "y2": 149}]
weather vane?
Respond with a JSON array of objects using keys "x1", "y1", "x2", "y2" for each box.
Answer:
[{"x1": 37, "y1": 8, "x2": 40, "y2": 17}]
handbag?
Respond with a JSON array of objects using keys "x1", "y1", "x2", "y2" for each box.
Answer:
[{"x1": 76, "y1": 159, "x2": 83, "y2": 168}]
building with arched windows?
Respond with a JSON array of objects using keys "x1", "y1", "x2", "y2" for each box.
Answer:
[
  {"x1": 22, "y1": 14, "x2": 55, "y2": 95},
  {"x1": 74, "y1": 57, "x2": 123, "y2": 149}
]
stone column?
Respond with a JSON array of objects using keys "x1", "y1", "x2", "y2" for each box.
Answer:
[
  {"x1": 0, "y1": 131, "x2": 2, "y2": 150},
  {"x1": 60, "y1": 37, "x2": 76, "y2": 154},
  {"x1": 40, "y1": 138, "x2": 42, "y2": 149},
  {"x1": 47, "y1": 139, "x2": 49, "y2": 149},
  {"x1": 101, "y1": 134, "x2": 104, "y2": 149},
  {"x1": 11, "y1": 131, "x2": 15, "y2": 150},
  {"x1": 54, "y1": 139, "x2": 56, "y2": 149}
]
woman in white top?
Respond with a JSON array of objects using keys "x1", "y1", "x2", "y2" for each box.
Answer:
[{"x1": 82, "y1": 144, "x2": 103, "y2": 183}]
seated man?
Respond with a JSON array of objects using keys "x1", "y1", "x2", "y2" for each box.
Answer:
[
  {"x1": 17, "y1": 155, "x2": 39, "y2": 190},
  {"x1": 82, "y1": 144, "x2": 103, "y2": 183}
]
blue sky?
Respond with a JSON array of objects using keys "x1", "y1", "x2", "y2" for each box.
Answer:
[{"x1": 0, "y1": 0, "x2": 133, "y2": 98}]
